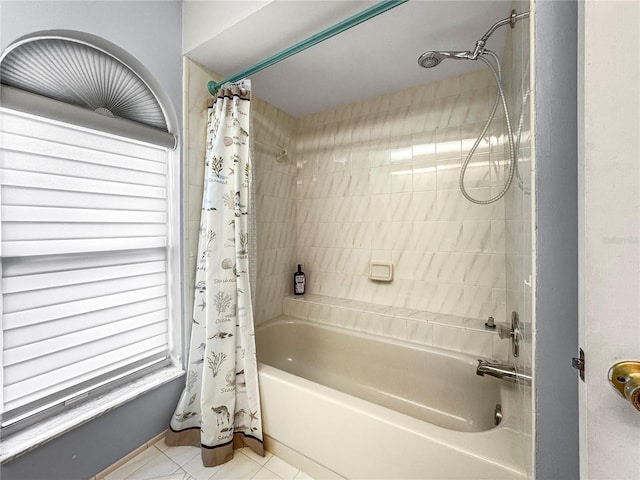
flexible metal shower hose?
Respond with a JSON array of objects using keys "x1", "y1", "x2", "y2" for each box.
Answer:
[{"x1": 458, "y1": 49, "x2": 516, "y2": 205}]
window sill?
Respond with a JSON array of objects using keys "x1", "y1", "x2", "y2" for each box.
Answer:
[{"x1": 0, "y1": 366, "x2": 185, "y2": 464}]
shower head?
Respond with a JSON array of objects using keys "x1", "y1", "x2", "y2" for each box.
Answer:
[
  {"x1": 417, "y1": 50, "x2": 474, "y2": 68},
  {"x1": 418, "y1": 10, "x2": 531, "y2": 70}
]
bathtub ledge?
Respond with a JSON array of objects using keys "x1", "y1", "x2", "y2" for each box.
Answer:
[{"x1": 280, "y1": 294, "x2": 509, "y2": 360}]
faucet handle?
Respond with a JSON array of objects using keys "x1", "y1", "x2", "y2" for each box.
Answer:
[
  {"x1": 497, "y1": 323, "x2": 513, "y2": 339},
  {"x1": 494, "y1": 311, "x2": 521, "y2": 357}
]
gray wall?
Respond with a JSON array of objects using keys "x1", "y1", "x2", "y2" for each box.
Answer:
[
  {"x1": 534, "y1": 1, "x2": 580, "y2": 479},
  {"x1": 0, "y1": 0, "x2": 183, "y2": 125},
  {"x1": 0, "y1": 380, "x2": 185, "y2": 480},
  {"x1": 0, "y1": 2, "x2": 184, "y2": 479}
]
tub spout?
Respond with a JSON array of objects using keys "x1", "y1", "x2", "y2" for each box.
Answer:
[{"x1": 476, "y1": 359, "x2": 532, "y2": 387}]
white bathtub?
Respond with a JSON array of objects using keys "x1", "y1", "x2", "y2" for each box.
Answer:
[{"x1": 256, "y1": 316, "x2": 526, "y2": 479}]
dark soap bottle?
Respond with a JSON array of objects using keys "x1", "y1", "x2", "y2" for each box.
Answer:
[{"x1": 294, "y1": 264, "x2": 305, "y2": 295}]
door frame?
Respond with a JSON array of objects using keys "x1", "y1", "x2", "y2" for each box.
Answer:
[{"x1": 533, "y1": 0, "x2": 580, "y2": 478}]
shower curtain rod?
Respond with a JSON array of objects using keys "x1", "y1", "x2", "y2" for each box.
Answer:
[{"x1": 207, "y1": 0, "x2": 409, "y2": 95}]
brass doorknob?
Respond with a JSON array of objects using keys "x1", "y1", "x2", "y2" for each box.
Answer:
[{"x1": 609, "y1": 361, "x2": 640, "y2": 412}]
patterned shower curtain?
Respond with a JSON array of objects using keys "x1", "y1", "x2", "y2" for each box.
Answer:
[{"x1": 166, "y1": 80, "x2": 264, "y2": 466}]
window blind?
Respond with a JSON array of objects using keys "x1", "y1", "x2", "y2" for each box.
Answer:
[{"x1": 0, "y1": 108, "x2": 173, "y2": 425}]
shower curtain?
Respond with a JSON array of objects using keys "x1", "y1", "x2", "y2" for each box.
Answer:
[{"x1": 166, "y1": 80, "x2": 264, "y2": 466}]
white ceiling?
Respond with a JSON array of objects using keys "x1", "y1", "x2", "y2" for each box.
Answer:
[{"x1": 186, "y1": 1, "x2": 512, "y2": 118}]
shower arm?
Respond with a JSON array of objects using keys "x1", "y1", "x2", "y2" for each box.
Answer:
[{"x1": 470, "y1": 10, "x2": 531, "y2": 59}]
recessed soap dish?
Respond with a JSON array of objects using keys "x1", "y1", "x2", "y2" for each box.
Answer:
[{"x1": 369, "y1": 262, "x2": 393, "y2": 282}]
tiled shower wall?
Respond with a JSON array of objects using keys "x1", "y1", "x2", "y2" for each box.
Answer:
[
  {"x1": 184, "y1": 58, "x2": 527, "y2": 334},
  {"x1": 183, "y1": 58, "x2": 298, "y2": 326},
  {"x1": 295, "y1": 69, "x2": 508, "y2": 322},
  {"x1": 252, "y1": 99, "x2": 298, "y2": 324}
]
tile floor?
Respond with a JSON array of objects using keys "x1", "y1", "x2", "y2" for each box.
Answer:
[{"x1": 103, "y1": 437, "x2": 314, "y2": 480}]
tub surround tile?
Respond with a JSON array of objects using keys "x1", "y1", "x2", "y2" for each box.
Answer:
[
  {"x1": 280, "y1": 294, "x2": 502, "y2": 357},
  {"x1": 391, "y1": 164, "x2": 413, "y2": 193},
  {"x1": 361, "y1": 303, "x2": 392, "y2": 314},
  {"x1": 406, "y1": 320, "x2": 434, "y2": 345},
  {"x1": 460, "y1": 329, "x2": 494, "y2": 358},
  {"x1": 383, "y1": 315, "x2": 407, "y2": 339},
  {"x1": 361, "y1": 312, "x2": 385, "y2": 335},
  {"x1": 407, "y1": 310, "x2": 440, "y2": 323},
  {"x1": 386, "y1": 306, "x2": 418, "y2": 318},
  {"x1": 292, "y1": 70, "x2": 506, "y2": 328},
  {"x1": 432, "y1": 324, "x2": 462, "y2": 352},
  {"x1": 431, "y1": 314, "x2": 465, "y2": 328},
  {"x1": 492, "y1": 334, "x2": 511, "y2": 362},
  {"x1": 306, "y1": 302, "x2": 332, "y2": 323},
  {"x1": 339, "y1": 306, "x2": 362, "y2": 330}
]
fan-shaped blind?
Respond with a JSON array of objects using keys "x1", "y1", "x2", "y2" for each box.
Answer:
[{"x1": 0, "y1": 37, "x2": 168, "y2": 131}]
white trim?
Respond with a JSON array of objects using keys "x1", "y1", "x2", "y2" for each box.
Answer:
[
  {"x1": 0, "y1": 181, "x2": 3, "y2": 413},
  {"x1": 166, "y1": 146, "x2": 185, "y2": 369}
]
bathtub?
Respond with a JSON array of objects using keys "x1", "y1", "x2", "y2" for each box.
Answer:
[{"x1": 256, "y1": 316, "x2": 526, "y2": 479}]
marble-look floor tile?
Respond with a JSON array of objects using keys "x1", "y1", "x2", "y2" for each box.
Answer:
[
  {"x1": 105, "y1": 446, "x2": 163, "y2": 480},
  {"x1": 263, "y1": 455, "x2": 299, "y2": 480},
  {"x1": 292, "y1": 471, "x2": 315, "y2": 480},
  {"x1": 252, "y1": 467, "x2": 281, "y2": 480},
  {"x1": 150, "y1": 473, "x2": 195, "y2": 480},
  {"x1": 211, "y1": 451, "x2": 261, "y2": 479},
  {"x1": 182, "y1": 452, "x2": 224, "y2": 480},
  {"x1": 160, "y1": 444, "x2": 201, "y2": 467},
  {"x1": 239, "y1": 447, "x2": 273, "y2": 466},
  {"x1": 126, "y1": 452, "x2": 182, "y2": 480}
]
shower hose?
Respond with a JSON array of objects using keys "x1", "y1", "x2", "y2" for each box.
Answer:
[{"x1": 459, "y1": 49, "x2": 516, "y2": 205}]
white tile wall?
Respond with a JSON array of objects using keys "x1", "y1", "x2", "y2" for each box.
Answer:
[
  {"x1": 295, "y1": 68, "x2": 508, "y2": 324},
  {"x1": 252, "y1": 98, "x2": 298, "y2": 324},
  {"x1": 282, "y1": 294, "x2": 508, "y2": 361},
  {"x1": 183, "y1": 60, "x2": 298, "y2": 326},
  {"x1": 183, "y1": 58, "x2": 525, "y2": 367}
]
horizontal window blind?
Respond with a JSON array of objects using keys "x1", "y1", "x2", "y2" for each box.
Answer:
[{"x1": 0, "y1": 108, "x2": 173, "y2": 426}]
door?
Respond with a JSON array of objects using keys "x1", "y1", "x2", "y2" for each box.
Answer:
[{"x1": 579, "y1": 2, "x2": 640, "y2": 478}]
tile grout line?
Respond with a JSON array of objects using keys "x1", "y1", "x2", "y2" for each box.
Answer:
[
  {"x1": 94, "y1": 430, "x2": 168, "y2": 480},
  {"x1": 97, "y1": 437, "x2": 301, "y2": 480}
]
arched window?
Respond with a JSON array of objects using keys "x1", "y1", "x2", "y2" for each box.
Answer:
[{"x1": 0, "y1": 31, "x2": 182, "y2": 435}]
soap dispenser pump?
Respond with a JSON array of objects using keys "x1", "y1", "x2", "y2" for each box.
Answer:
[{"x1": 294, "y1": 264, "x2": 305, "y2": 295}]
